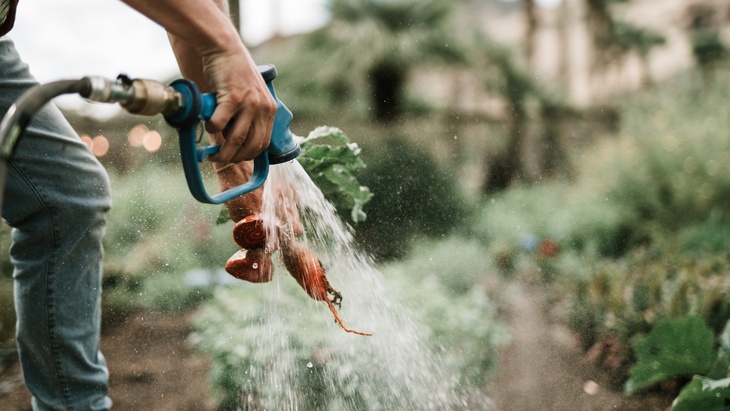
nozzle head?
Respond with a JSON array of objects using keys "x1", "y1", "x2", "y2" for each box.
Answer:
[{"x1": 269, "y1": 142, "x2": 301, "y2": 164}]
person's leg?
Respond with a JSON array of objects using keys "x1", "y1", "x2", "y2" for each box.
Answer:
[{"x1": 0, "y1": 37, "x2": 113, "y2": 410}]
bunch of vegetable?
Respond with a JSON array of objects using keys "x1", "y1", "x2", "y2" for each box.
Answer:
[{"x1": 214, "y1": 127, "x2": 371, "y2": 336}]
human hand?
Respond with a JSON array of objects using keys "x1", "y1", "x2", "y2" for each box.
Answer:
[{"x1": 203, "y1": 47, "x2": 277, "y2": 164}]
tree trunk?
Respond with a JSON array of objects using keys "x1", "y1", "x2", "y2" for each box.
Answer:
[
  {"x1": 523, "y1": 0, "x2": 538, "y2": 68},
  {"x1": 557, "y1": 0, "x2": 571, "y2": 85},
  {"x1": 483, "y1": 98, "x2": 527, "y2": 192},
  {"x1": 584, "y1": 0, "x2": 616, "y2": 74},
  {"x1": 368, "y1": 62, "x2": 406, "y2": 122}
]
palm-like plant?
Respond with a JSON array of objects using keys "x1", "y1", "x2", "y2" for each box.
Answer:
[{"x1": 310, "y1": 0, "x2": 463, "y2": 122}]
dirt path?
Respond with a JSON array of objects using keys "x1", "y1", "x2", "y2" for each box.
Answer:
[{"x1": 486, "y1": 281, "x2": 672, "y2": 411}]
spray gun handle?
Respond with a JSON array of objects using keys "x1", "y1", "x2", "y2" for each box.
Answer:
[{"x1": 164, "y1": 64, "x2": 298, "y2": 204}]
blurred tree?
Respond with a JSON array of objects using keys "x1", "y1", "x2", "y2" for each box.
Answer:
[
  {"x1": 584, "y1": 0, "x2": 664, "y2": 86},
  {"x1": 355, "y1": 136, "x2": 468, "y2": 261},
  {"x1": 483, "y1": 46, "x2": 534, "y2": 192},
  {"x1": 523, "y1": 0, "x2": 538, "y2": 68},
  {"x1": 477, "y1": 43, "x2": 571, "y2": 192},
  {"x1": 612, "y1": 21, "x2": 665, "y2": 86},
  {"x1": 683, "y1": 3, "x2": 728, "y2": 81},
  {"x1": 308, "y1": 0, "x2": 464, "y2": 122},
  {"x1": 584, "y1": 0, "x2": 619, "y2": 74}
]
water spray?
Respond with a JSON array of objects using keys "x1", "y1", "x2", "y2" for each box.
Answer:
[{"x1": 0, "y1": 64, "x2": 300, "y2": 210}]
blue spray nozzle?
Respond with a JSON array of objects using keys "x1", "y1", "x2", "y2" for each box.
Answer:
[{"x1": 164, "y1": 64, "x2": 300, "y2": 204}]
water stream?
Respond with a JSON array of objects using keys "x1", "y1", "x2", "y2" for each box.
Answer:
[{"x1": 202, "y1": 160, "x2": 496, "y2": 410}]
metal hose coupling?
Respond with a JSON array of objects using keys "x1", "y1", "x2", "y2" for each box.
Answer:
[{"x1": 84, "y1": 75, "x2": 183, "y2": 117}]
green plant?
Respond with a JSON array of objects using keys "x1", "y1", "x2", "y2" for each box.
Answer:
[
  {"x1": 103, "y1": 164, "x2": 236, "y2": 314},
  {"x1": 355, "y1": 136, "x2": 469, "y2": 261},
  {"x1": 627, "y1": 317, "x2": 730, "y2": 410},
  {"x1": 296, "y1": 126, "x2": 372, "y2": 223},
  {"x1": 625, "y1": 316, "x2": 716, "y2": 395}
]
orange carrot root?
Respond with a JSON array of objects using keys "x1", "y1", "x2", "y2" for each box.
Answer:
[
  {"x1": 225, "y1": 248, "x2": 274, "y2": 283},
  {"x1": 228, "y1": 214, "x2": 371, "y2": 336},
  {"x1": 233, "y1": 214, "x2": 267, "y2": 249},
  {"x1": 281, "y1": 241, "x2": 372, "y2": 336},
  {"x1": 326, "y1": 300, "x2": 373, "y2": 336}
]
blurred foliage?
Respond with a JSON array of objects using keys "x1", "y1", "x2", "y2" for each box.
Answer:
[
  {"x1": 354, "y1": 135, "x2": 470, "y2": 261},
  {"x1": 470, "y1": 65, "x2": 730, "y2": 402},
  {"x1": 671, "y1": 318, "x2": 730, "y2": 410},
  {"x1": 101, "y1": 164, "x2": 237, "y2": 320},
  {"x1": 691, "y1": 30, "x2": 728, "y2": 71},
  {"x1": 625, "y1": 316, "x2": 716, "y2": 395},
  {"x1": 308, "y1": 0, "x2": 464, "y2": 122}
]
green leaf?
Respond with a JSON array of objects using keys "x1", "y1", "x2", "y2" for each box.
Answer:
[
  {"x1": 673, "y1": 376, "x2": 730, "y2": 411},
  {"x1": 296, "y1": 126, "x2": 372, "y2": 223},
  {"x1": 300, "y1": 126, "x2": 350, "y2": 145},
  {"x1": 216, "y1": 206, "x2": 231, "y2": 225},
  {"x1": 625, "y1": 316, "x2": 716, "y2": 395}
]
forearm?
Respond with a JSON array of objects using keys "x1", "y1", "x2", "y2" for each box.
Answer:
[
  {"x1": 123, "y1": 0, "x2": 277, "y2": 164},
  {"x1": 165, "y1": 0, "x2": 230, "y2": 92},
  {"x1": 122, "y1": 0, "x2": 240, "y2": 59}
]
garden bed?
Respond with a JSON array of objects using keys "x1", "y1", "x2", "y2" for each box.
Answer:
[{"x1": 0, "y1": 310, "x2": 214, "y2": 411}]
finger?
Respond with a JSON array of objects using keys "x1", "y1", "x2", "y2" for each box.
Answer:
[
  {"x1": 209, "y1": 111, "x2": 254, "y2": 163},
  {"x1": 205, "y1": 101, "x2": 236, "y2": 134},
  {"x1": 228, "y1": 119, "x2": 272, "y2": 164}
]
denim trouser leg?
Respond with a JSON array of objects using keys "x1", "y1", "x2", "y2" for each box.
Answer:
[{"x1": 0, "y1": 37, "x2": 113, "y2": 410}]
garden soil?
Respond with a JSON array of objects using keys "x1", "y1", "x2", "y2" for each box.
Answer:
[
  {"x1": 485, "y1": 281, "x2": 674, "y2": 411},
  {"x1": 0, "y1": 285, "x2": 675, "y2": 411},
  {"x1": 0, "y1": 311, "x2": 216, "y2": 411}
]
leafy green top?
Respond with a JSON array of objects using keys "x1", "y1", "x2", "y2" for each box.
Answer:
[{"x1": 295, "y1": 126, "x2": 372, "y2": 223}]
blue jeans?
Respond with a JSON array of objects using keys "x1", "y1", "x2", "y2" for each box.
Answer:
[{"x1": 0, "y1": 37, "x2": 113, "y2": 410}]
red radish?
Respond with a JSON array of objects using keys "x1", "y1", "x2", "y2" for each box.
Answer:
[{"x1": 225, "y1": 248, "x2": 274, "y2": 283}]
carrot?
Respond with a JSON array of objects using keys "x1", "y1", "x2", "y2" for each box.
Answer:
[
  {"x1": 281, "y1": 241, "x2": 372, "y2": 336},
  {"x1": 215, "y1": 161, "x2": 262, "y2": 222},
  {"x1": 233, "y1": 214, "x2": 267, "y2": 249},
  {"x1": 225, "y1": 248, "x2": 274, "y2": 283}
]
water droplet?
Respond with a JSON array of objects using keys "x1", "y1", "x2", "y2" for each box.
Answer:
[{"x1": 306, "y1": 362, "x2": 313, "y2": 368}]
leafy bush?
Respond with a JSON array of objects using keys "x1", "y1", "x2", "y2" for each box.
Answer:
[
  {"x1": 355, "y1": 136, "x2": 470, "y2": 261},
  {"x1": 473, "y1": 182, "x2": 635, "y2": 259},
  {"x1": 595, "y1": 70, "x2": 730, "y2": 240},
  {"x1": 566, "y1": 247, "x2": 730, "y2": 352}
]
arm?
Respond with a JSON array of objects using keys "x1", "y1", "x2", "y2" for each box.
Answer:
[{"x1": 121, "y1": 0, "x2": 276, "y2": 163}]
